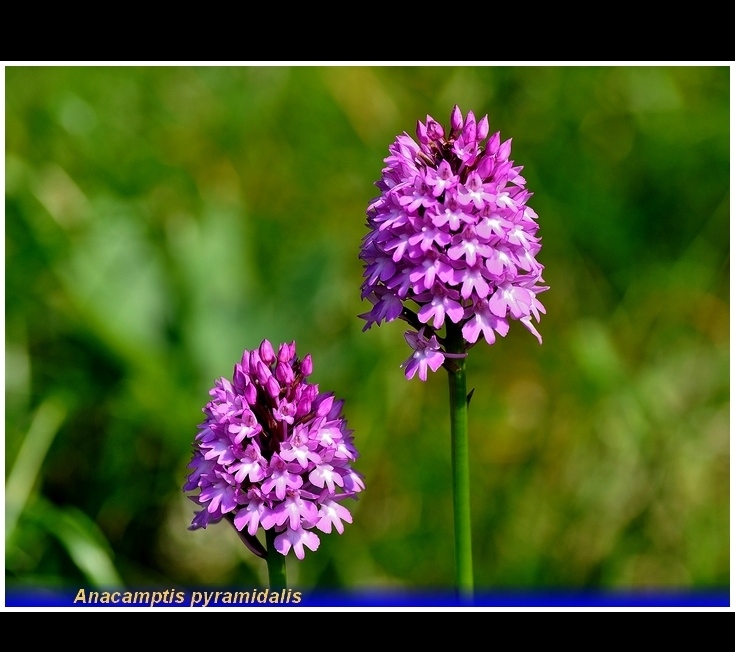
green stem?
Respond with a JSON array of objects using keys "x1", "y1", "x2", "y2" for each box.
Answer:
[
  {"x1": 265, "y1": 529, "x2": 288, "y2": 590},
  {"x1": 445, "y1": 322, "x2": 474, "y2": 603}
]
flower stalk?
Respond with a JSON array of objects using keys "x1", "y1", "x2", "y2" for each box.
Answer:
[
  {"x1": 265, "y1": 528, "x2": 288, "y2": 590},
  {"x1": 445, "y1": 321, "x2": 473, "y2": 600}
]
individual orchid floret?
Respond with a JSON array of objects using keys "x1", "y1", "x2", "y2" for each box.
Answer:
[{"x1": 400, "y1": 327, "x2": 466, "y2": 382}]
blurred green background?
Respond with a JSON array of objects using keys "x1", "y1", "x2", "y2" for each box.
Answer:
[{"x1": 5, "y1": 65, "x2": 729, "y2": 594}]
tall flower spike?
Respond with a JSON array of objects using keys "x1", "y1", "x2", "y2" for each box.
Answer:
[
  {"x1": 184, "y1": 339, "x2": 364, "y2": 560},
  {"x1": 360, "y1": 105, "x2": 548, "y2": 379}
]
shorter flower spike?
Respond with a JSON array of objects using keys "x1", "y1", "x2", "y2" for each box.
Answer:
[{"x1": 184, "y1": 339, "x2": 364, "y2": 560}]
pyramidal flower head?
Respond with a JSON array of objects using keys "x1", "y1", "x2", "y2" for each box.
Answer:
[
  {"x1": 360, "y1": 105, "x2": 548, "y2": 379},
  {"x1": 184, "y1": 340, "x2": 364, "y2": 560}
]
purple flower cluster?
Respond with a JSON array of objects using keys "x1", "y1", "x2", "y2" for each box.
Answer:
[
  {"x1": 360, "y1": 105, "x2": 548, "y2": 380},
  {"x1": 184, "y1": 340, "x2": 364, "y2": 560}
]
